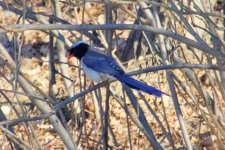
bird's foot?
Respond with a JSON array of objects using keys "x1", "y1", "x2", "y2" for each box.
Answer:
[{"x1": 87, "y1": 81, "x2": 95, "y2": 88}]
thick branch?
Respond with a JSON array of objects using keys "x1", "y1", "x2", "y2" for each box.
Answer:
[{"x1": 3, "y1": 24, "x2": 221, "y2": 57}]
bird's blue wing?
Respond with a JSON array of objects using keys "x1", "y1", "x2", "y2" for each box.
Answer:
[
  {"x1": 82, "y1": 50, "x2": 124, "y2": 76},
  {"x1": 82, "y1": 49, "x2": 169, "y2": 97}
]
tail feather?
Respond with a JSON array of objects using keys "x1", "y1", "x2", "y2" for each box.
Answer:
[{"x1": 114, "y1": 75, "x2": 169, "y2": 97}]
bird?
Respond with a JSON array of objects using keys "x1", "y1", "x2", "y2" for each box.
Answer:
[{"x1": 66, "y1": 41, "x2": 169, "y2": 97}]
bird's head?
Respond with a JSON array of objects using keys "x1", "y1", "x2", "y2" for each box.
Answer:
[{"x1": 66, "y1": 41, "x2": 89, "y2": 60}]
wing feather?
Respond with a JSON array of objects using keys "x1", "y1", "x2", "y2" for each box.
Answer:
[{"x1": 82, "y1": 50, "x2": 124, "y2": 76}]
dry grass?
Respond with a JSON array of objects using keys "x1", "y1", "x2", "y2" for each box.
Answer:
[{"x1": 0, "y1": 0, "x2": 224, "y2": 149}]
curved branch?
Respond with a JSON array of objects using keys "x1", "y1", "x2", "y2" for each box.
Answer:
[{"x1": 3, "y1": 24, "x2": 221, "y2": 57}]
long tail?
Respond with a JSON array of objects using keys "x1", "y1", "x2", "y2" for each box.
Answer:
[{"x1": 114, "y1": 75, "x2": 169, "y2": 97}]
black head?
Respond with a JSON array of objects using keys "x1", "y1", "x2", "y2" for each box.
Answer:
[{"x1": 67, "y1": 41, "x2": 89, "y2": 60}]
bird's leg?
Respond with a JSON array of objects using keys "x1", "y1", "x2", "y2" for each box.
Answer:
[
  {"x1": 87, "y1": 81, "x2": 95, "y2": 88},
  {"x1": 102, "y1": 80, "x2": 110, "y2": 86},
  {"x1": 87, "y1": 80, "x2": 109, "y2": 88}
]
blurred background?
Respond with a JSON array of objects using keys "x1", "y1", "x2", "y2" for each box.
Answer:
[{"x1": 0, "y1": 0, "x2": 224, "y2": 149}]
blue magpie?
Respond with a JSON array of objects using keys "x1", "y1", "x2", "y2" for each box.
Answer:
[{"x1": 67, "y1": 41, "x2": 169, "y2": 97}]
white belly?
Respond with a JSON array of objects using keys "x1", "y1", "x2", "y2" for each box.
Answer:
[{"x1": 81, "y1": 58, "x2": 115, "y2": 83}]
